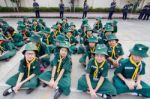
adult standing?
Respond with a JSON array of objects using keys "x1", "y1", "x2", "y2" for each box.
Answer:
[
  {"x1": 33, "y1": 0, "x2": 40, "y2": 18},
  {"x1": 122, "y1": 2, "x2": 132, "y2": 20},
  {"x1": 59, "y1": 0, "x2": 65, "y2": 18},
  {"x1": 143, "y1": 3, "x2": 150, "y2": 20},
  {"x1": 82, "y1": 0, "x2": 89, "y2": 19},
  {"x1": 108, "y1": 0, "x2": 116, "y2": 20}
]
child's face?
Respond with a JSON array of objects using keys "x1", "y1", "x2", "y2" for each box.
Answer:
[
  {"x1": 33, "y1": 21, "x2": 38, "y2": 25},
  {"x1": 95, "y1": 54, "x2": 105, "y2": 63},
  {"x1": 108, "y1": 40, "x2": 117, "y2": 46},
  {"x1": 60, "y1": 48, "x2": 68, "y2": 58},
  {"x1": 0, "y1": 40, "x2": 4, "y2": 44},
  {"x1": 71, "y1": 26, "x2": 75, "y2": 30},
  {"x1": 67, "y1": 32, "x2": 72, "y2": 36},
  {"x1": 25, "y1": 51, "x2": 36, "y2": 61},
  {"x1": 131, "y1": 55, "x2": 142, "y2": 63},
  {"x1": 89, "y1": 43, "x2": 96, "y2": 48},
  {"x1": 87, "y1": 31, "x2": 92, "y2": 36}
]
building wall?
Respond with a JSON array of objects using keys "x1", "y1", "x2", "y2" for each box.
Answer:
[{"x1": 0, "y1": 0, "x2": 150, "y2": 8}]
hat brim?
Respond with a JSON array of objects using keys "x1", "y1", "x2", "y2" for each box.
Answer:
[
  {"x1": 22, "y1": 50, "x2": 38, "y2": 55},
  {"x1": 129, "y1": 49, "x2": 149, "y2": 58}
]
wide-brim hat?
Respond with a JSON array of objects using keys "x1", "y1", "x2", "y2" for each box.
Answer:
[
  {"x1": 105, "y1": 25, "x2": 113, "y2": 32},
  {"x1": 54, "y1": 34, "x2": 66, "y2": 43},
  {"x1": 30, "y1": 35, "x2": 41, "y2": 43},
  {"x1": 88, "y1": 36, "x2": 98, "y2": 43},
  {"x1": 106, "y1": 34, "x2": 119, "y2": 42},
  {"x1": 51, "y1": 24, "x2": 58, "y2": 29},
  {"x1": 43, "y1": 27, "x2": 51, "y2": 34},
  {"x1": 70, "y1": 22, "x2": 76, "y2": 27},
  {"x1": 96, "y1": 17, "x2": 102, "y2": 21},
  {"x1": 129, "y1": 44, "x2": 149, "y2": 57},
  {"x1": 22, "y1": 43, "x2": 38, "y2": 54},
  {"x1": 94, "y1": 44, "x2": 108, "y2": 56}
]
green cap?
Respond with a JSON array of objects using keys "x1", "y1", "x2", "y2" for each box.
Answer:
[
  {"x1": 129, "y1": 44, "x2": 149, "y2": 57},
  {"x1": 22, "y1": 43, "x2": 38, "y2": 54},
  {"x1": 106, "y1": 34, "x2": 118, "y2": 42},
  {"x1": 96, "y1": 17, "x2": 102, "y2": 21},
  {"x1": 66, "y1": 28, "x2": 73, "y2": 33},
  {"x1": 43, "y1": 27, "x2": 51, "y2": 34},
  {"x1": 30, "y1": 35, "x2": 41, "y2": 42},
  {"x1": 112, "y1": 19, "x2": 118, "y2": 25},
  {"x1": 55, "y1": 35, "x2": 66, "y2": 43},
  {"x1": 51, "y1": 24, "x2": 58, "y2": 29},
  {"x1": 59, "y1": 41, "x2": 70, "y2": 49},
  {"x1": 70, "y1": 22, "x2": 76, "y2": 27},
  {"x1": 94, "y1": 44, "x2": 108, "y2": 56},
  {"x1": 88, "y1": 36, "x2": 98, "y2": 43}
]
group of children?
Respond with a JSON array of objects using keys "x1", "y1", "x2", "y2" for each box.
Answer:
[{"x1": 0, "y1": 17, "x2": 150, "y2": 99}]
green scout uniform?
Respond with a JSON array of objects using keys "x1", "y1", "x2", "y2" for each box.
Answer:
[
  {"x1": 56, "y1": 20, "x2": 64, "y2": 33},
  {"x1": 6, "y1": 43, "x2": 40, "y2": 88},
  {"x1": 113, "y1": 44, "x2": 150, "y2": 98},
  {"x1": 51, "y1": 24, "x2": 61, "y2": 39},
  {"x1": 106, "y1": 34, "x2": 124, "y2": 66},
  {"x1": 30, "y1": 35, "x2": 50, "y2": 67},
  {"x1": 101, "y1": 25, "x2": 113, "y2": 44},
  {"x1": 62, "y1": 17, "x2": 69, "y2": 32},
  {"x1": 70, "y1": 22, "x2": 79, "y2": 37},
  {"x1": 112, "y1": 20, "x2": 118, "y2": 33},
  {"x1": 42, "y1": 27, "x2": 55, "y2": 53},
  {"x1": 79, "y1": 36, "x2": 98, "y2": 63},
  {"x1": 39, "y1": 42, "x2": 72, "y2": 96},
  {"x1": 78, "y1": 44, "x2": 117, "y2": 95},
  {"x1": 0, "y1": 36, "x2": 16, "y2": 60},
  {"x1": 31, "y1": 19, "x2": 42, "y2": 33},
  {"x1": 93, "y1": 17, "x2": 103, "y2": 33},
  {"x1": 11, "y1": 32, "x2": 24, "y2": 47},
  {"x1": 38, "y1": 18, "x2": 46, "y2": 29},
  {"x1": 65, "y1": 29, "x2": 78, "y2": 54}
]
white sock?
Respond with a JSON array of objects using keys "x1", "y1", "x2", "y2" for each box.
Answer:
[{"x1": 7, "y1": 88, "x2": 13, "y2": 93}]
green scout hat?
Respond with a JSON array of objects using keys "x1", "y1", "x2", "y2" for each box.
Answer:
[
  {"x1": 66, "y1": 28, "x2": 73, "y2": 33},
  {"x1": 105, "y1": 22, "x2": 112, "y2": 26},
  {"x1": 43, "y1": 27, "x2": 51, "y2": 34},
  {"x1": 96, "y1": 17, "x2": 102, "y2": 21},
  {"x1": 86, "y1": 27, "x2": 93, "y2": 33},
  {"x1": 55, "y1": 35, "x2": 66, "y2": 42},
  {"x1": 94, "y1": 44, "x2": 108, "y2": 56},
  {"x1": 57, "y1": 20, "x2": 63, "y2": 24},
  {"x1": 19, "y1": 24, "x2": 26, "y2": 30},
  {"x1": 129, "y1": 44, "x2": 149, "y2": 57},
  {"x1": 88, "y1": 36, "x2": 98, "y2": 43},
  {"x1": 17, "y1": 21, "x2": 24, "y2": 25},
  {"x1": 82, "y1": 18, "x2": 88, "y2": 25},
  {"x1": 59, "y1": 41, "x2": 70, "y2": 49},
  {"x1": 32, "y1": 18, "x2": 38, "y2": 22},
  {"x1": 51, "y1": 24, "x2": 58, "y2": 29},
  {"x1": 112, "y1": 19, "x2": 118, "y2": 25},
  {"x1": 30, "y1": 35, "x2": 41, "y2": 42},
  {"x1": 105, "y1": 25, "x2": 113, "y2": 32},
  {"x1": 70, "y1": 22, "x2": 76, "y2": 27},
  {"x1": 22, "y1": 43, "x2": 38, "y2": 54},
  {"x1": 106, "y1": 34, "x2": 118, "y2": 42},
  {"x1": 38, "y1": 18, "x2": 43, "y2": 22}
]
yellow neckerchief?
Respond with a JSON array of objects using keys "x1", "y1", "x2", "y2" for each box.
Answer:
[
  {"x1": 66, "y1": 34, "x2": 72, "y2": 43},
  {"x1": 129, "y1": 56, "x2": 141, "y2": 80},
  {"x1": 0, "y1": 44, "x2": 5, "y2": 52},
  {"x1": 93, "y1": 59, "x2": 106, "y2": 78},
  {"x1": 57, "y1": 55, "x2": 64, "y2": 75},
  {"x1": 36, "y1": 43, "x2": 41, "y2": 51},
  {"x1": 90, "y1": 47, "x2": 95, "y2": 53},
  {"x1": 26, "y1": 58, "x2": 36, "y2": 77},
  {"x1": 54, "y1": 31, "x2": 58, "y2": 37},
  {"x1": 6, "y1": 33, "x2": 13, "y2": 40},
  {"x1": 86, "y1": 34, "x2": 90, "y2": 38},
  {"x1": 11, "y1": 32, "x2": 15, "y2": 37},
  {"x1": 46, "y1": 35, "x2": 50, "y2": 45},
  {"x1": 111, "y1": 43, "x2": 117, "y2": 59}
]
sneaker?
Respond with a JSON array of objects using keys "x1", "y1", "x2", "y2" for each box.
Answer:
[
  {"x1": 54, "y1": 88, "x2": 63, "y2": 99},
  {"x1": 3, "y1": 87, "x2": 14, "y2": 96}
]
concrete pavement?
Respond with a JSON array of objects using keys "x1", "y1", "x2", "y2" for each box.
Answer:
[{"x1": 0, "y1": 18, "x2": 150, "y2": 99}]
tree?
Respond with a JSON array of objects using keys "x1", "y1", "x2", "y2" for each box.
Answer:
[{"x1": 10, "y1": 0, "x2": 21, "y2": 12}]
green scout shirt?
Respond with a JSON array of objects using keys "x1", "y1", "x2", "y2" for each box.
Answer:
[
  {"x1": 112, "y1": 26, "x2": 117, "y2": 33},
  {"x1": 18, "y1": 58, "x2": 40, "y2": 78},
  {"x1": 51, "y1": 31, "x2": 61, "y2": 39},
  {"x1": 42, "y1": 34, "x2": 54, "y2": 45},
  {"x1": 65, "y1": 36, "x2": 78, "y2": 45},
  {"x1": 107, "y1": 43, "x2": 124, "y2": 59},
  {"x1": 85, "y1": 46, "x2": 96, "y2": 59},
  {"x1": 72, "y1": 29, "x2": 79, "y2": 37},
  {"x1": 0, "y1": 41, "x2": 16, "y2": 51},
  {"x1": 52, "y1": 54, "x2": 72, "y2": 75},
  {"x1": 86, "y1": 58, "x2": 108, "y2": 79},
  {"x1": 93, "y1": 23, "x2": 103, "y2": 32},
  {"x1": 37, "y1": 42, "x2": 50, "y2": 57},
  {"x1": 114, "y1": 58, "x2": 145, "y2": 79},
  {"x1": 31, "y1": 25, "x2": 42, "y2": 32},
  {"x1": 12, "y1": 33, "x2": 24, "y2": 43}
]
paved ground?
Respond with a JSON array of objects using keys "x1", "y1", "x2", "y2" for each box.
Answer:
[
  {"x1": 0, "y1": 12, "x2": 141, "y2": 19},
  {"x1": 0, "y1": 18, "x2": 150, "y2": 99}
]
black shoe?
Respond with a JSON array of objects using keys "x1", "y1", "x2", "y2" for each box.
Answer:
[
  {"x1": 106, "y1": 94, "x2": 112, "y2": 99},
  {"x1": 42, "y1": 83, "x2": 48, "y2": 88},
  {"x1": 3, "y1": 87, "x2": 14, "y2": 96},
  {"x1": 54, "y1": 88, "x2": 63, "y2": 99},
  {"x1": 26, "y1": 88, "x2": 34, "y2": 94}
]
